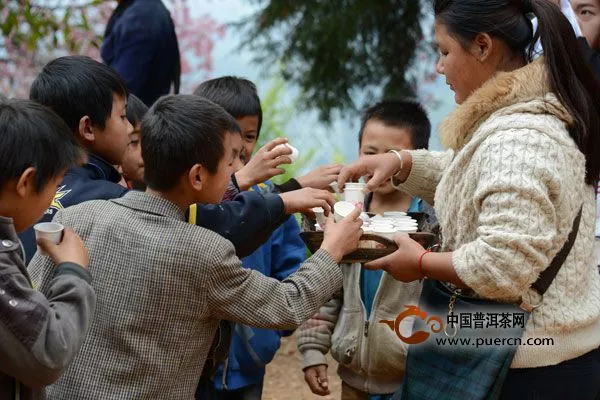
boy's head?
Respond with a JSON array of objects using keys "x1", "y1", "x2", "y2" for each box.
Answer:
[
  {"x1": 122, "y1": 94, "x2": 148, "y2": 183},
  {"x1": 30, "y1": 55, "x2": 133, "y2": 166},
  {"x1": 0, "y1": 99, "x2": 83, "y2": 232},
  {"x1": 141, "y1": 95, "x2": 241, "y2": 205},
  {"x1": 358, "y1": 100, "x2": 431, "y2": 194},
  {"x1": 193, "y1": 76, "x2": 262, "y2": 163},
  {"x1": 572, "y1": 0, "x2": 600, "y2": 50}
]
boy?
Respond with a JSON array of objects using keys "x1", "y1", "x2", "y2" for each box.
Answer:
[
  {"x1": 298, "y1": 101, "x2": 434, "y2": 400},
  {"x1": 121, "y1": 94, "x2": 147, "y2": 189},
  {"x1": 194, "y1": 77, "x2": 309, "y2": 399},
  {"x1": 0, "y1": 99, "x2": 96, "y2": 398},
  {"x1": 193, "y1": 76, "x2": 342, "y2": 197},
  {"x1": 19, "y1": 55, "x2": 132, "y2": 263},
  {"x1": 28, "y1": 95, "x2": 363, "y2": 399},
  {"x1": 21, "y1": 56, "x2": 327, "y2": 261}
]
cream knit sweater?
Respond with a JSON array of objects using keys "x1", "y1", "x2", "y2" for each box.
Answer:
[{"x1": 399, "y1": 60, "x2": 600, "y2": 368}]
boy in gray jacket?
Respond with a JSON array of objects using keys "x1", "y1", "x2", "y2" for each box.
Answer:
[{"x1": 0, "y1": 99, "x2": 96, "y2": 399}]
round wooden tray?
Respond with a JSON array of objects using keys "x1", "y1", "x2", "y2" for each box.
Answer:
[{"x1": 300, "y1": 231, "x2": 437, "y2": 264}]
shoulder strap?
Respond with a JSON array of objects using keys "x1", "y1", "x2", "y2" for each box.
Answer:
[{"x1": 531, "y1": 207, "x2": 583, "y2": 295}]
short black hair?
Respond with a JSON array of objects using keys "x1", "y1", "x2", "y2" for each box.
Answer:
[
  {"x1": 30, "y1": 55, "x2": 128, "y2": 134},
  {"x1": 358, "y1": 100, "x2": 431, "y2": 150},
  {"x1": 0, "y1": 98, "x2": 83, "y2": 191},
  {"x1": 126, "y1": 94, "x2": 149, "y2": 127},
  {"x1": 193, "y1": 76, "x2": 262, "y2": 137},
  {"x1": 141, "y1": 95, "x2": 239, "y2": 191}
]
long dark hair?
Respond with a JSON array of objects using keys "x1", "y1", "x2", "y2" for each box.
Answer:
[{"x1": 434, "y1": 0, "x2": 600, "y2": 186}]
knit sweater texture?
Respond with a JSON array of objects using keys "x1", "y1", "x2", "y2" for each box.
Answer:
[{"x1": 398, "y1": 59, "x2": 600, "y2": 368}]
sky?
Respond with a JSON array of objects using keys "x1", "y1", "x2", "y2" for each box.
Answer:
[{"x1": 188, "y1": 0, "x2": 456, "y2": 169}]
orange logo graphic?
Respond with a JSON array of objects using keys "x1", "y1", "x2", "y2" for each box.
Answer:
[{"x1": 380, "y1": 305, "x2": 444, "y2": 344}]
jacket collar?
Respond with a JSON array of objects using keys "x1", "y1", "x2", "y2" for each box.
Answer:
[
  {"x1": 68, "y1": 153, "x2": 123, "y2": 184},
  {"x1": 439, "y1": 58, "x2": 573, "y2": 151},
  {"x1": 110, "y1": 191, "x2": 185, "y2": 221}
]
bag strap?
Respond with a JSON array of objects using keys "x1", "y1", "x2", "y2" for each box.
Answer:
[{"x1": 531, "y1": 207, "x2": 583, "y2": 295}]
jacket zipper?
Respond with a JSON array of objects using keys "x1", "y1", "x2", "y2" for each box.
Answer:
[
  {"x1": 360, "y1": 272, "x2": 386, "y2": 387},
  {"x1": 222, "y1": 351, "x2": 229, "y2": 390}
]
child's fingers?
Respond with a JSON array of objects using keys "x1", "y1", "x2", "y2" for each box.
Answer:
[
  {"x1": 266, "y1": 145, "x2": 292, "y2": 160},
  {"x1": 343, "y1": 206, "x2": 362, "y2": 222},
  {"x1": 269, "y1": 167, "x2": 286, "y2": 177},
  {"x1": 269, "y1": 155, "x2": 292, "y2": 167},
  {"x1": 262, "y1": 137, "x2": 288, "y2": 152},
  {"x1": 36, "y1": 237, "x2": 56, "y2": 256}
]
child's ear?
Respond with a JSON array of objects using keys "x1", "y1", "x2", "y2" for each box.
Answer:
[
  {"x1": 78, "y1": 115, "x2": 95, "y2": 143},
  {"x1": 15, "y1": 167, "x2": 37, "y2": 198},
  {"x1": 188, "y1": 164, "x2": 204, "y2": 191}
]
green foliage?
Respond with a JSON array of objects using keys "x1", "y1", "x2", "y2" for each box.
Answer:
[
  {"x1": 239, "y1": 0, "x2": 427, "y2": 122},
  {"x1": 0, "y1": 1, "x2": 105, "y2": 55},
  {"x1": 257, "y1": 74, "x2": 318, "y2": 185}
]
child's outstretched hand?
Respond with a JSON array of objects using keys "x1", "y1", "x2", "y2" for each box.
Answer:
[
  {"x1": 235, "y1": 138, "x2": 292, "y2": 191},
  {"x1": 37, "y1": 228, "x2": 89, "y2": 269},
  {"x1": 304, "y1": 364, "x2": 330, "y2": 396},
  {"x1": 279, "y1": 188, "x2": 335, "y2": 218},
  {"x1": 320, "y1": 207, "x2": 363, "y2": 263},
  {"x1": 296, "y1": 164, "x2": 343, "y2": 190}
]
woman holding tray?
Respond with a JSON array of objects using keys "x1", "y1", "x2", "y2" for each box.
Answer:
[{"x1": 338, "y1": 0, "x2": 600, "y2": 399}]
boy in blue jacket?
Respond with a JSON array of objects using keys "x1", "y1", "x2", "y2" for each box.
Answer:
[{"x1": 194, "y1": 77, "x2": 308, "y2": 399}]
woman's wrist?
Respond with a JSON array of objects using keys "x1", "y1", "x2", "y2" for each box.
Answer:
[{"x1": 389, "y1": 151, "x2": 412, "y2": 186}]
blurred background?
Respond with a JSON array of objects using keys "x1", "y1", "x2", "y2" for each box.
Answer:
[{"x1": 0, "y1": 0, "x2": 455, "y2": 183}]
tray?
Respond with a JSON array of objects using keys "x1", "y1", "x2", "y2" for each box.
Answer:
[{"x1": 300, "y1": 231, "x2": 437, "y2": 263}]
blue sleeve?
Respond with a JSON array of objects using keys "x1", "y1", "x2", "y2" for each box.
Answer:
[
  {"x1": 189, "y1": 191, "x2": 286, "y2": 258},
  {"x1": 271, "y1": 215, "x2": 305, "y2": 281},
  {"x1": 107, "y1": 18, "x2": 154, "y2": 96},
  {"x1": 271, "y1": 215, "x2": 306, "y2": 337}
]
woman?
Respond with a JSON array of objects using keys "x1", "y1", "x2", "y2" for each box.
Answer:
[{"x1": 339, "y1": 0, "x2": 600, "y2": 398}]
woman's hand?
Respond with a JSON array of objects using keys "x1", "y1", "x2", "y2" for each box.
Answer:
[
  {"x1": 364, "y1": 234, "x2": 425, "y2": 282},
  {"x1": 338, "y1": 152, "x2": 411, "y2": 192}
]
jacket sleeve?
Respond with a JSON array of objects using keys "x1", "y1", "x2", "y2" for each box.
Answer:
[
  {"x1": 189, "y1": 191, "x2": 286, "y2": 257},
  {"x1": 452, "y1": 129, "x2": 578, "y2": 301},
  {"x1": 395, "y1": 149, "x2": 455, "y2": 205},
  {"x1": 271, "y1": 216, "x2": 307, "y2": 337},
  {"x1": 296, "y1": 291, "x2": 343, "y2": 369},
  {"x1": 274, "y1": 178, "x2": 302, "y2": 193},
  {"x1": 271, "y1": 216, "x2": 306, "y2": 282},
  {"x1": 3, "y1": 249, "x2": 95, "y2": 388},
  {"x1": 205, "y1": 244, "x2": 343, "y2": 330}
]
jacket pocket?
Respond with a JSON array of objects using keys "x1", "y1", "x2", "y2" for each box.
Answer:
[
  {"x1": 365, "y1": 313, "x2": 413, "y2": 378},
  {"x1": 331, "y1": 308, "x2": 363, "y2": 371}
]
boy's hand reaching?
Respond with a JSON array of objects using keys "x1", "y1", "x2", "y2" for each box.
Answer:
[
  {"x1": 296, "y1": 164, "x2": 343, "y2": 190},
  {"x1": 279, "y1": 188, "x2": 335, "y2": 218},
  {"x1": 320, "y1": 208, "x2": 363, "y2": 263},
  {"x1": 304, "y1": 364, "x2": 330, "y2": 396},
  {"x1": 37, "y1": 228, "x2": 89, "y2": 269},
  {"x1": 235, "y1": 138, "x2": 292, "y2": 191}
]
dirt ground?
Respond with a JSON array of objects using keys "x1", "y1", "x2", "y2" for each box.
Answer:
[{"x1": 262, "y1": 332, "x2": 342, "y2": 400}]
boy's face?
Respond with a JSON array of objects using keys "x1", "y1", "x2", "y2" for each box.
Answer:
[
  {"x1": 1, "y1": 172, "x2": 64, "y2": 233},
  {"x1": 92, "y1": 94, "x2": 133, "y2": 165},
  {"x1": 236, "y1": 115, "x2": 260, "y2": 164},
  {"x1": 199, "y1": 131, "x2": 239, "y2": 204},
  {"x1": 359, "y1": 119, "x2": 414, "y2": 195},
  {"x1": 121, "y1": 122, "x2": 144, "y2": 182},
  {"x1": 231, "y1": 132, "x2": 245, "y2": 173},
  {"x1": 572, "y1": 0, "x2": 600, "y2": 50}
]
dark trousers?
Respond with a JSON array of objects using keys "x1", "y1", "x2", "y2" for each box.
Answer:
[
  {"x1": 499, "y1": 347, "x2": 600, "y2": 400},
  {"x1": 215, "y1": 382, "x2": 263, "y2": 400}
]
